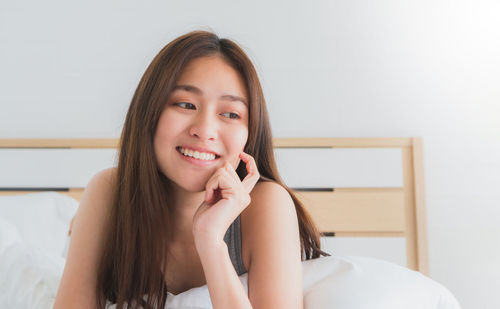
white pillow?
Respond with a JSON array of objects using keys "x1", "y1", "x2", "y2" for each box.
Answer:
[
  {"x1": 301, "y1": 255, "x2": 461, "y2": 309},
  {"x1": 0, "y1": 192, "x2": 78, "y2": 257},
  {"x1": 161, "y1": 255, "x2": 461, "y2": 309},
  {"x1": 0, "y1": 216, "x2": 64, "y2": 309}
]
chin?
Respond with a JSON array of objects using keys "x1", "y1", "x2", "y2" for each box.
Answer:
[{"x1": 177, "y1": 179, "x2": 209, "y2": 193}]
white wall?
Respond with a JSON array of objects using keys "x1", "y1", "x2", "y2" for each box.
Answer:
[{"x1": 1, "y1": 0, "x2": 499, "y2": 308}]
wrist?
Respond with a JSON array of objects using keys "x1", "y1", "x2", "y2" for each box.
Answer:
[
  {"x1": 194, "y1": 234, "x2": 227, "y2": 255},
  {"x1": 192, "y1": 223, "x2": 224, "y2": 246}
]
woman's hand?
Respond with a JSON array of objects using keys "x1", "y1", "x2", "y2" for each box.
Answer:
[{"x1": 192, "y1": 151, "x2": 260, "y2": 249}]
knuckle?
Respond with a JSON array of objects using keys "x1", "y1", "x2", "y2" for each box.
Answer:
[{"x1": 220, "y1": 171, "x2": 230, "y2": 179}]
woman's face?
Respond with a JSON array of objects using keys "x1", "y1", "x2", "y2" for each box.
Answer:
[{"x1": 154, "y1": 55, "x2": 249, "y2": 193}]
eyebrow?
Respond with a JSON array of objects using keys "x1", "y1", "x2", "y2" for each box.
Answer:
[{"x1": 172, "y1": 84, "x2": 248, "y2": 106}]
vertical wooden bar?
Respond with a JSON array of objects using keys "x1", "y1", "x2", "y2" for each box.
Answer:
[
  {"x1": 402, "y1": 144, "x2": 418, "y2": 271},
  {"x1": 413, "y1": 137, "x2": 430, "y2": 276}
]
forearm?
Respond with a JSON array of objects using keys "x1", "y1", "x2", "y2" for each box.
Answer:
[{"x1": 196, "y1": 240, "x2": 252, "y2": 309}]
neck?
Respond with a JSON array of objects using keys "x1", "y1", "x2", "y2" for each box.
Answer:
[{"x1": 169, "y1": 183, "x2": 205, "y2": 245}]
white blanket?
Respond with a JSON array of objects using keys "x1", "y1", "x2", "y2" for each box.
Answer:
[
  {"x1": 159, "y1": 255, "x2": 461, "y2": 309},
  {"x1": 0, "y1": 192, "x2": 461, "y2": 309}
]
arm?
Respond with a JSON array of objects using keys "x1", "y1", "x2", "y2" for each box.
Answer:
[
  {"x1": 191, "y1": 154, "x2": 259, "y2": 309},
  {"x1": 195, "y1": 181, "x2": 303, "y2": 309},
  {"x1": 53, "y1": 168, "x2": 116, "y2": 309},
  {"x1": 192, "y1": 154, "x2": 302, "y2": 308},
  {"x1": 195, "y1": 238, "x2": 252, "y2": 309},
  {"x1": 243, "y1": 181, "x2": 304, "y2": 309}
]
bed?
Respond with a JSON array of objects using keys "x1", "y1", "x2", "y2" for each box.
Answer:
[{"x1": 0, "y1": 137, "x2": 461, "y2": 308}]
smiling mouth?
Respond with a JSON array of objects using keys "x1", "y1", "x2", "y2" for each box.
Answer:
[{"x1": 176, "y1": 146, "x2": 221, "y2": 161}]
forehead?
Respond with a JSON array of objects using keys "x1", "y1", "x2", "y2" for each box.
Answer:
[{"x1": 173, "y1": 56, "x2": 248, "y2": 103}]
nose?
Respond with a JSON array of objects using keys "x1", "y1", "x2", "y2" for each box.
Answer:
[{"x1": 188, "y1": 112, "x2": 218, "y2": 141}]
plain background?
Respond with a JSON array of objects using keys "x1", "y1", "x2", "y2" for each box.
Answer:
[{"x1": 1, "y1": 0, "x2": 499, "y2": 308}]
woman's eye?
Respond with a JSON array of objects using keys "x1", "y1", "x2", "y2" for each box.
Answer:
[
  {"x1": 175, "y1": 102, "x2": 196, "y2": 109},
  {"x1": 221, "y1": 112, "x2": 241, "y2": 119}
]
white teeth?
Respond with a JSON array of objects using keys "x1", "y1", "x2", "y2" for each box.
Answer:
[{"x1": 180, "y1": 147, "x2": 216, "y2": 161}]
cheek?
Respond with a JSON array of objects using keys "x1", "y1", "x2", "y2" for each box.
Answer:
[
  {"x1": 230, "y1": 126, "x2": 248, "y2": 150},
  {"x1": 155, "y1": 111, "x2": 183, "y2": 141},
  {"x1": 225, "y1": 127, "x2": 248, "y2": 166}
]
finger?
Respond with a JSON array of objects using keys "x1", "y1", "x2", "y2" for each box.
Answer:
[
  {"x1": 224, "y1": 161, "x2": 241, "y2": 183},
  {"x1": 204, "y1": 166, "x2": 231, "y2": 202},
  {"x1": 205, "y1": 168, "x2": 236, "y2": 203},
  {"x1": 239, "y1": 152, "x2": 260, "y2": 192},
  {"x1": 205, "y1": 172, "x2": 221, "y2": 203}
]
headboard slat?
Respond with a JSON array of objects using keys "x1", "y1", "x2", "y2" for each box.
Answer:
[{"x1": 296, "y1": 188, "x2": 405, "y2": 233}]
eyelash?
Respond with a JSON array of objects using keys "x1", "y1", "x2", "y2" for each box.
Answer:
[{"x1": 174, "y1": 102, "x2": 241, "y2": 120}]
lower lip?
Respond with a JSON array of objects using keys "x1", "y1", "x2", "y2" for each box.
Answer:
[{"x1": 177, "y1": 148, "x2": 220, "y2": 166}]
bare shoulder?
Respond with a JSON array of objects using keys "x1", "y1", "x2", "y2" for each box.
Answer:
[
  {"x1": 243, "y1": 180, "x2": 295, "y2": 225},
  {"x1": 249, "y1": 180, "x2": 293, "y2": 204},
  {"x1": 241, "y1": 180, "x2": 298, "y2": 263},
  {"x1": 242, "y1": 181, "x2": 295, "y2": 235},
  {"x1": 88, "y1": 167, "x2": 117, "y2": 193},
  {"x1": 53, "y1": 167, "x2": 117, "y2": 309},
  {"x1": 77, "y1": 167, "x2": 117, "y2": 219},
  {"x1": 83, "y1": 167, "x2": 117, "y2": 207}
]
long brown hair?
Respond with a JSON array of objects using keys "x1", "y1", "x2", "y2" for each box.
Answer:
[{"x1": 96, "y1": 30, "x2": 330, "y2": 309}]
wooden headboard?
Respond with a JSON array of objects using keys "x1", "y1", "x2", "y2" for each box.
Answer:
[{"x1": 0, "y1": 137, "x2": 428, "y2": 275}]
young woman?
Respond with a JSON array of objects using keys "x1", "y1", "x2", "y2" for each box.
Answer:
[{"x1": 54, "y1": 30, "x2": 330, "y2": 309}]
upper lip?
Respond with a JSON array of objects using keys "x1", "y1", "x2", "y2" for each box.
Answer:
[{"x1": 177, "y1": 145, "x2": 221, "y2": 157}]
